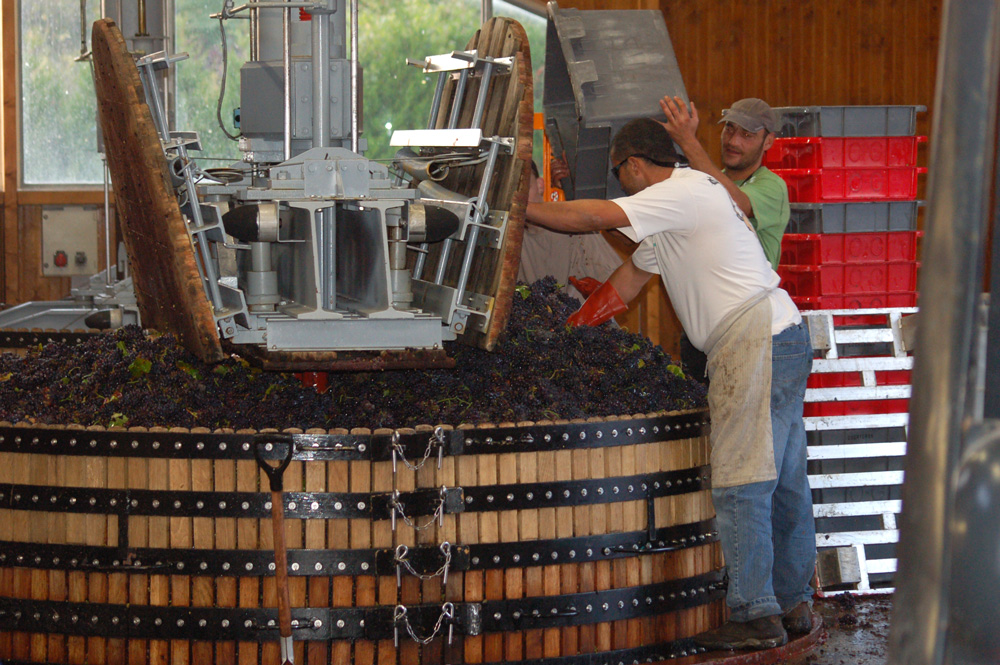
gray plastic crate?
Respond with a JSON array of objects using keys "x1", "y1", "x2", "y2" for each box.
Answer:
[
  {"x1": 771, "y1": 105, "x2": 926, "y2": 137},
  {"x1": 544, "y1": 3, "x2": 687, "y2": 201},
  {"x1": 787, "y1": 201, "x2": 923, "y2": 234}
]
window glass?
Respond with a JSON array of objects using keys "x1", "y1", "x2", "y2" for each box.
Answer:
[
  {"x1": 359, "y1": 0, "x2": 546, "y2": 162},
  {"x1": 20, "y1": 0, "x2": 105, "y2": 185},
  {"x1": 18, "y1": 0, "x2": 542, "y2": 184},
  {"x1": 174, "y1": 0, "x2": 250, "y2": 166}
]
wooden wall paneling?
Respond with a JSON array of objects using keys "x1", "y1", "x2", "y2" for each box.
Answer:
[{"x1": 2, "y1": 0, "x2": 18, "y2": 303}]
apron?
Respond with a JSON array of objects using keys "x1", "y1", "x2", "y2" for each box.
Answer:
[{"x1": 702, "y1": 290, "x2": 776, "y2": 488}]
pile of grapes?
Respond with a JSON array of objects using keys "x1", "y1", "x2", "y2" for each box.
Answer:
[{"x1": 0, "y1": 278, "x2": 706, "y2": 430}]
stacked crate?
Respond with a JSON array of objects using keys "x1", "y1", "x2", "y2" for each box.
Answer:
[{"x1": 764, "y1": 105, "x2": 926, "y2": 593}]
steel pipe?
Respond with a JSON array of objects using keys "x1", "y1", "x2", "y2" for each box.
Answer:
[{"x1": 887, "y1": 2, "x2": 1000, "y2": 664}]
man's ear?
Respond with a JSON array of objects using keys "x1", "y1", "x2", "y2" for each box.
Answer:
[{"x1": 763, "y1": 132, "x2": 776, "y2": 151}]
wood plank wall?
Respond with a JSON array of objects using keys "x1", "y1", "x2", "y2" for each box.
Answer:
[
  {"x1": 566, "y1": 0, "x2": 942, "y2": 359},
  {"x1": 2, "y1": 1, "x2": 943, "y2": 360}
]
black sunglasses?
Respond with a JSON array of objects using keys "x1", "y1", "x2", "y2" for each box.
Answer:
[{"x1": 611, "y1": 154, "x2": 681, "y2": 182}]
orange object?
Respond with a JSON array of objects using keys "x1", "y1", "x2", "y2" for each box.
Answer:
[
  {"x1": 534, "y1": 112, "x2": 566, "y2": 202},
  {"x1": 296, "y1": 371, "x2": 329, "y2": 393},
  {"x1": 568, "y1": 275, "x2": 602, "y2": 297},
  {"x1": 567, "y1": 280, "x2": 627, "y2": 327}
]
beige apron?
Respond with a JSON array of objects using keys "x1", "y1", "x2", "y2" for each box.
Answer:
[{"x1": 702, "y1": 291, "x2": 775, "y2": 488}]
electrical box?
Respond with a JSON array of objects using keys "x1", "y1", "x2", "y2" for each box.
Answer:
[{"x1": 41, "y1": 205, "x2": 101, "y2": 277}]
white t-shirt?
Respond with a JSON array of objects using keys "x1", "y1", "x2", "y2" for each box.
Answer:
[{"x1": 613, "y1": 168, "x2": 800, "y2": 351}]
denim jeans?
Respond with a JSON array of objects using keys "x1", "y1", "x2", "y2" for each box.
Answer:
[{"x1": 711, "y1": 321, "x2": 816, "y2": 621}]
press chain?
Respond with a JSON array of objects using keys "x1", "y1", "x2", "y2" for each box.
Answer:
[
  {"x1": 392, "y1": 426, "x2": 445, "y2": 473},
  {"x1": 395, "y1": 541, "x2": 452, "y2": 587},
  {"x1": 390, "y1": 486, "x2": 447, "y2": 532},
  {"x1": 393, "y1": 602, "x2": 455, "y2": 646}
]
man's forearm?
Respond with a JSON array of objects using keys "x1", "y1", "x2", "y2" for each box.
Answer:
[
  {"x1": 525, "y1": 199, "x2": 629, "y2": 233},
  {"x1": 608, "y1": 258, "x2": 655, "y2": 304}
]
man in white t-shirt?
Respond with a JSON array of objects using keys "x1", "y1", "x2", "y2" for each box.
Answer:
[{"x1": 525, "y1": 117, "x2": 816, "y2": 650}]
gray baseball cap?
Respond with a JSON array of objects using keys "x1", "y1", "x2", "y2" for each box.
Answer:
[{"x1": 719, "y1": 98, "x2": 780, "y2": 133}]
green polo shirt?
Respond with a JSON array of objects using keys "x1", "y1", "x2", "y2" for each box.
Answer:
[{"x1": 729, "y1": 166, "x2": 790, "y2": 270}]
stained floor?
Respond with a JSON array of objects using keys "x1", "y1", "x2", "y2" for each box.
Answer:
[{"x1": 787, "y1": 595, "x2": 893, "y2": 665}]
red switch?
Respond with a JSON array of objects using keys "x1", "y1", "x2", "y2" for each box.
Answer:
[{"x1": 53, "y1": 251, "x2": 68, "y2": 268}]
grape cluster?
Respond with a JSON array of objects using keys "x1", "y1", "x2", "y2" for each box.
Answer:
[{"x1": 0, "y1": 278, "x2": 706, "y2": 430}]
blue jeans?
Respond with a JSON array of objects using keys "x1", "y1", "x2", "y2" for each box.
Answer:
[{"x1": 711, "y1": 321, "x2": 816, "y2": 621}]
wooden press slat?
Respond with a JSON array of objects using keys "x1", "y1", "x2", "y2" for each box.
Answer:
[
  {"x1": 48, "y1": 442, "x2": 69, "y2": 664},
  {"x1": 28, "y1": 452, "x2": 49, "y2": 663},
  {"x1": 106, "y1": 444, "x2": 128, "y2": 665},
  {"x1": 236, "y1": 443, "x2": 259, "y2": 665},
  {"x1": 168, "y1": 451, "x2": 192, "y2": 665},
  {"x1": 350, "y1": 427, "x2": 376, "y2": 665},
  {"x1": 65, "y1": 442, "x2": 87, "y2": 664},
  {"x1": 554, "y1": 427, "x2": 577, "y2": 657},
  {"x1": 516, "y1": 422, "x2": 542, "y2": 661},
  {"x1": 456, "y1": 425, "x2": 482, "y2": 664},
  {"x1": 213, "y1": 430, "x2": 238, "y2": 665},
  {"x1": 328, "y1": 428, "x2": 353, "y2": 665},
  {"x1": 148, "y1": 452, "x2": 170, "y2": 665},
  {"x1": 127, "y1": 433, "x2": 150, "y2": 665},
  {"x1": 497, "y1": 445, "x2": 521, "y2": 662},
  {"x1": 283, "y1": 433, "x2": 308, "y2": 665},
  {"x1": 303, "y1": 428, "x2": 330, "y2": 665},
  {"x1": 477, "y1": 424, "x2": 503, "y2": 663},
  {"x1": 575, "y1": 420, "x2": 598, "y2": 655}
]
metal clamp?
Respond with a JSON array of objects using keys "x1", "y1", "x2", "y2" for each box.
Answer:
[
  {"x1": 390, "y1": 486, "x2": 448, "y2": 532},
  {"x1": 392, "y1": 426, "x2": 445, "y2": 472},
  {"x1": 395, "y1": 541, "x2": 452, "y2": 587},
  {"x1": 393, "y1": 602, "x2": 455, "y2": 646}
]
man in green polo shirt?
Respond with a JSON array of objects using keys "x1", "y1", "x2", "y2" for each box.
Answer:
[{"x1": 659, "y1": 96, "x2": 789, "y2": 270}]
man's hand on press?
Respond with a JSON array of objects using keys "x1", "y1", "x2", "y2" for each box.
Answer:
[{"x1": 658, "y1": 95, "x2": 699, "y2": 145}]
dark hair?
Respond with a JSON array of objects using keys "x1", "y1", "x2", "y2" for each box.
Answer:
[
  {"x1": 610, "y1": 118, "x2": 684, "y2": 166},
  {"x1": 530, "y1": 160, "x2": 540, "y2": 178}
]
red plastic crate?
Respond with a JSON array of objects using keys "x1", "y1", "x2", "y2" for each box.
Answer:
[
  {"x1": 764, "y1": 136, "x2": 927, "y2": 169},
  {"x1": 807, "y1": 369, "x2": 911, "y2": 389},
  {"x1": 773, "y1": 167, "x2": 927, "y2": 202},
  {"x1": 780, "y1": 261, "x2": 919, "y2": 296},
  {"x1": 781, "y1": 231, "x2": 922, "y2": 266},
  {"x1": 793, "y1": 291, "x2": 918, "y2": 325},
  {"x1": 803, "y1": 399, "x2": 910, "y2": 417}
]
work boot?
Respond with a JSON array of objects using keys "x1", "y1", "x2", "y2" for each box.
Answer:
[
  {"x1": 782, "y1": 602, "x2": 814, "y2": 634},
  {"x1": 693, "y1": 614, "x2": 788, "y2": 651}
]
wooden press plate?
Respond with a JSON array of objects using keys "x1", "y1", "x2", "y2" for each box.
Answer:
[
  {"x1": 422, "y1": 16, "x2": 534, "y2": 352},
  {"x1": 91, "y1": 18, "x2": 225, "y2": 363}
]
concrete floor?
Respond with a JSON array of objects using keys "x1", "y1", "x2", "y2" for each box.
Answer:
[{"x1": 787, "y1": 595, "x2": 893, "y2": 665}]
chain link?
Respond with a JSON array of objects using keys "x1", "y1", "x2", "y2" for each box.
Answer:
[
  {"x1": 392, "y1": 426, "x2": 446, "y2": 472},
  {"x1": 390, "y1": 486, "x2": 448, "y2": 532},
  {"x1": 395, "y1": 541, "x2": 452, "y2": 585},
  {"x1": 394, "y1": 602, "x2": 455, "y2": 646}
]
